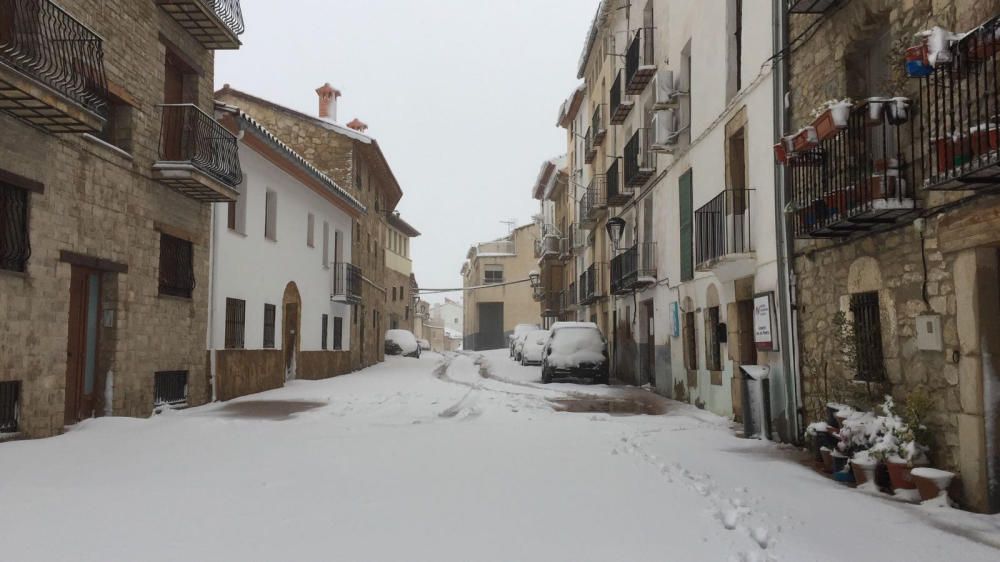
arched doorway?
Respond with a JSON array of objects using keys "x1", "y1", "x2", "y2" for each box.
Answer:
[{"x1": 282, "y1": 282, "x2": 302, "y2": 381}]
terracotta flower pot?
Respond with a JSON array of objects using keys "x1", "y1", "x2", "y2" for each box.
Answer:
[
  {"x1": 875, "y1": 462, "x2": 892, "y2": 490},
  {"x1": 793, "y1": 127, "x2": 819, "y2": 152},
  {"x1": 774, "y1": 142, "x2": 789, "y2": 164},
  {"x1": 812, "y1": 110, "x2": 838, "y2": 142},
  {"x1": 970, "y1": 127, "x2": 999, "y2": 158},
  {"x1": 887, "y1": 459, "x2": 926, "y2": 490},
  {"x1": 911, "y1": 468, "x2": 955, "y2": 502},
  {"x1": 820, "y1": 448, "x2": 834, "y2": 474},
  {"x1": 934, "y1": 136, "x2": 972, "y2": 174},
  {"x1": 851, "y1": 461, "x2": 877, "y2": 486}
]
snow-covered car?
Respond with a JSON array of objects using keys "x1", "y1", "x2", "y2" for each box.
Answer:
[
  {"x1": 417, "y1": 339, "x2": 431, "y2": 351},
  {"x1": 509, "y1": 323, "x2": 540, "y2": 358},
  {"x1": 520, "y1": 330, "x2": 550, "y2": 366},
  {"x1": 541, "y1": 322, "x2": 609, "y2": 384},
  {"x1": 385, "y1": 329, "x2": 420, "y2": 358}
]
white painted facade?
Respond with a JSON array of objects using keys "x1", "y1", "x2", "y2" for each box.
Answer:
[
  {"x1": 431, "y1": 300, "x2": 463, "y2": 334},
  {"x1": 209, "y1": 140, "x2": 355, "y2": 356}
]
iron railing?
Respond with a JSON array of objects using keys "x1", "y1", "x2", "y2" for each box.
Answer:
[
  {"x1": 541, "y1": 291, "x2": 562, "y2": 318},
  {"x1": 916, "y1": 14, "x2": 1000, "y2": 190},
  {"x1": 0, "y1": 380, "x2": 20, "y2": 433},
  {"x1": 154, "y1": 371, "x2": 188, "y2": 407},
  {"x1": 0, "y1": 0, "x2": 108, "y2": 116},
  {"x1": 568, "y1": 281, "x2": 577, "y2": 307},
  {"x1": 789, "y1": 100, "x2": 919, "y2": 238},
  {"x1": 579, "y1": 262, "x2": 606, "y2": 305},
  {"x1": 624, "y1": 128, "x2": 656, "y2": 188},
  {"x1": 695, "y1": 188, "x2": 754, "y2": 268},
  {"x1": 850, "y1": 291, "x2": 887, "y2": 382},
  {"x1": 610, "y1": 70, "x2": 633, "y2": 124},
  {"x1": 592, "y1": 104, "x2": 607, "y2": 147},
  {"x1": 569, "y1": 223, "x2": 587, "y2": 250},
  {"x1": 611, "y1": 242, "x2": 657, "y2": 295},
  {"x1": 158, "y1": 0, "x2": 245, "y2": 38},
  {"x1": 606, "y1": 159, "x2": 633, "y2": 206},
  {"x1": 0, "y1": 182, "x2": 30, "y2": 273},
  {"x1": 158, "y1": 104, "x2": 243, "y2": 187},
  {"x1": 334, "y1": 262, "x2": 362, "y2": 304},
  {"x1": 787, "y1": 0, "x2": 838, "y2": 14},
  {"x1": 207, "y1": 0, "x2": 245, "y2": 36},
  {"x1": 581, "y1": 175, "x2": 607, "y2": 226},
  {"x1": 625, "y1": 27, "x2": 656, "y2": 94},
  {"x1": 584, "y1": 125, "x2": 595, "y2": 164}
]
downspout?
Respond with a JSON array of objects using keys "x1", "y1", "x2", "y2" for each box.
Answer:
[
  {"x1": 207, "y1": 196, "x2": 220, "y2": 403},
  {"x1": 772, "y1": 0, "x2": 803, "y2": 442}
]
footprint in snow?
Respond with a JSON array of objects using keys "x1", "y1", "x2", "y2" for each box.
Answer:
[{"x1": 750, "y1": 526, "x2": 769, "y2": 549}]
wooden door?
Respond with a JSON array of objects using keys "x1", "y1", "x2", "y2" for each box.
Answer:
[
  {"x1": 65, "y1": 267, "x2": 101, "y2": 425},
  {"x1": 477, "y1": 303, "x2": 504, "y2": 350},
  {"x1": 162, "y1": 52, "x2": 187, "y2": 160},
  {"x1": 283, "y1": 302, "x2": 298, "y2": 377}
]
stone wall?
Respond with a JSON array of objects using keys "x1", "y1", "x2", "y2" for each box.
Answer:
[
  {"x1": 298, "y1": 351, "x2": 353, "y2": 381},
  {"x1": 215, "y1": 350, "x2": 284, "y2": 402},
  {"x1": 0, "y1": 0, "x2": 219, "y2": 437},
  {"x1": 385, "y1": 267, "x2": 413, "y2": 331}
]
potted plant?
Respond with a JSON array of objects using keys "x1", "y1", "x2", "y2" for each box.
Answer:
[
  {"x1": 906, "y1": 43, "x2": 933, "y2": 77},
  {"x1": 774, "y1": 141, "x2": 789, "y2": 164},
  {"x1": 810, "y1": 100, "x2": 852, "y2": 141},
  {"x1": 792, "y1": 127, "x2": 819, "y2": 152},
  {"x1": 969, "y1": 124, "x2": 999, "y2": 159},
  {"x1": 888, "y1": 97, "x2": 910, "y2": 125},
  {"x1": 933, "y1": 133, "x2": 972, "y2": 174},
  {"x1": 850, "y1": 450, "x2": 879, "y2": 488},
  {"x1": 911, "y1": 467, "x2": 955, "y2": 502},
  {"x1": 866, "y1": 98, "x2": 891, "y2": 125},
  {"x1": 963, "y1": 24, "x2": 1000, "y2": 62}
]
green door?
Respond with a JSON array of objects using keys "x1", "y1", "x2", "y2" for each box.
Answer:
[{"x1": 679, "y1": 170, "x2": 694, "y2": 282}]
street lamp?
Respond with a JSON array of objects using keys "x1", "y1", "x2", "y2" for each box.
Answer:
[
  {"x1": 606, "y1": 216, "x2": 626, "y2": 252},
  {"x1": 528, "y1": 270, "x2": 541, "y2": 289}
]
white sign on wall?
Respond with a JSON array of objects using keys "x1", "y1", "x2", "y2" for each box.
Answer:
[{"x1": 754, "y1": 292, "x2": 778, "y2": 351}]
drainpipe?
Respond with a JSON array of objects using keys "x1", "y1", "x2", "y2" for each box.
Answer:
[
  {"x1": 772, "y1": 0, "x2": 803, "y2": 442},
  {"x1": 207, "y1": 190, "x2": 220, "y2": 403}
]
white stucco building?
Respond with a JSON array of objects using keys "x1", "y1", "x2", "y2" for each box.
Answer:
[
  {"x1": 431, "y1": 298, "x2": 463, "y2": 334},
  {"x1": 208, "y1": 105, "x2": 366, "y2": 400}
]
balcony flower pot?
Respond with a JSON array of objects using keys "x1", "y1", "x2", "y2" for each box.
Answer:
[
  {"x1": 906, "y1": 44, "x2": 933, "y2": 77},
  {"x1": 773, "y1": 141, "x2": 789, "y2": 164},
  {"x1": 886, "y1": 457, "x2": 928, "y2": 490},
  {"x1": 875, "y1": 461, "x2": 892, "y2": 490},
  {"x1": 933, "y1": 135, "x2": 972, "y2": 173},
  {"x1": 865, "y1": 97, "x2": 891, "y2": 125},
  {"x1": 911, "y1": 467, "x2": 955, "y2": 502},
  {"x1": 964, "y1": 26, "x2": 1000, "y2": 62},
  {"x1": 888, "y1": 97, "x2": 910, "y2": 125},
  {"x1": 870, "y1": 170, "x2": 903, "y2": 200},
  {"x1": 792, "y1": 127, "x2": 819, "y2": 152},
  {"x1": 811, "y1": 109, "x2": 838, "y2": 142},
  {"x1": 969, "y1": 124, "x2": 999, "y2": 158},
  {"x1": 850, "y1": 453, "x2": 878, "y2": 487}
]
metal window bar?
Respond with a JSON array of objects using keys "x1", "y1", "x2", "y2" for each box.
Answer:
[
  {"x1": 625, "y1": 27, "x2": 655, "y2": 94},
  {"x1": 0, "y1": 0, "x2": 108, "y2": 116},
  {"x1": 611, "y1": 242, "x2": 657, "y2": 295},
  {"x1": 0, "y1": 380, "x2": 20, "y2": 433},
  {"x1": 695, "y1": 188, "x2": 754, "y2": 267},
  {"x1": 850, "y1": 291, "x2": 886, "y2": 382},
  {"x1": 0, "y1": 181, "x2": 30, "y2": 272},
  {"x1": 262, "y1": 303, "x2": 275, "y2": 349},
  {"x1": 321, "y1": 313, "x2": 328, "y2": 350},
  {"x1": 705, "y1": 307, "x2": 722, "y2": 371},
  {"x1": 592, "y1": 104, "x2": 606, "y2": 146},
  {"x1": 789, "y1": 100, "x2": 917, "y2": 238},
  {"x1": 208, "y1": 0, "x2": 245, "y2": 35},
  {"x1": 224, "y1": 297, "x2": 245, "y2": 349},
  {"x1": 584, "y1": 125, "x2": 595, "y2": 164},
  {"x1": 581, "y1": 174, "x2": 608, "y2": 224},
  {"x1": 624, "y1": 128, "x2": 655, "y2": 188},
  {"x1": 158, "y1": 104, "x2": 243, "y2": 187},
  {"x1": 578, "y1": 269, "x2": 588, "y2": 305},
  {"x1": 607, "y1": 158, "x2": 634, "y2": 205},
  {"x1": 158, "y1": 233, "x2": 195, "y2": 298},
  {"x1": 333, "y1": 262, "x2": 362, "y2": 303},
  {"x1": 153, "y1": 371, "x2": 187, "y2": 406}
]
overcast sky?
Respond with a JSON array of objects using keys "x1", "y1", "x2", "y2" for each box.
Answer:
[{"x1": 215, "y1": 0, "x2": 596, "y2": 303}]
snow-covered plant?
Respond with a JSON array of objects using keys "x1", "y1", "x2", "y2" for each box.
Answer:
[
  {"x1": 805, "y1": 421, "x2": 829, "y2": 436},
  {"x1": 810, "y1": 98, "x2": 854, "y2": 120}
]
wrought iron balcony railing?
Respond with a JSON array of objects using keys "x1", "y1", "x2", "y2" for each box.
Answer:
[
  {"x1": 580, "y1": 175, "x2": 607, "y2": 229},
  {"x1": 611, "y1": 242, "x2": 657, "y2": 295},
  {"x1": 624, "y1": 128, "x2": 656, "y2": 188},
  {"x1": 156, "y1": 0, "x2": 245, "y2": 50},
  {"x1": 568, "y1": 281, "x2": 577, "y2": 308},
  {"x1": 569, "y1": 223, "x2": 587, "y2": 250},
  {"x1": 606, "y1": 159, "x2": 632, "y2": 206},
  {"x1": 592, "y1": 104, "x2": 607, "y2": 147},
  {"x1": 579, "y1": 262, "x2": 607, "y2": 305},
  {"x1": 788, "y1": 100, "x2": 919, "y2": 238},
  {"x1": 610, "y1": 70, "x2": 634, "y2": 125},
  {"x1": 0, "y1": 0, "x2": 108, "y2": 133},
  {"x1": 787, "y1": 0, "x2": 838, "y2": 14},
  {"x1": 154, "y1": 104, "x2": 243, "y2": 202},
  {"x1": 584, "y1": 125, "x2": 596, "y2": 164},
  {"x1": 541, "y1": 291, "x2": 562, "y2": 318},
  {"x1": 625, "y1": 27, "x2": 656, "y2": 94},
  {"x1": 915, "y1": 14, "x2": 1000, "y2": 191},
  {"x1": 333, "y1": 262, "x2": 362, "y2": 304},
  {"x1": 695, "y1": 189, "x2": 754, "y2": 269}
]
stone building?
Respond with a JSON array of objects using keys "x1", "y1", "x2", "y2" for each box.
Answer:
[
  {"x1": 783, "y1": 0, "x2": 1000, "y2": 512},
  {"x1": 430, "y1": 298, "x2": 463, "y2": 335},
  {"x1": 461, "y1": 225, "x2": 541, "y2": 350},
  {"x1": 0, "y1": 0, "x2": 245, "y2": 437},
  {"x1": 385, "y1": 213, "x2": 420, "y2": 332},
  {"x1": 215, "y1": 84, "x2": 405, "y2": 371}
]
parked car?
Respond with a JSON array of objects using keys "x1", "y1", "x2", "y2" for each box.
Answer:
[
  {"x1": 509, "y1": 323, "x2": 540, "y2": 358},
  {"x1": 520, "y1": 330, "x2": 550, "y2": 366},
  {"x1": 541, "y1": 322, "x2": 609, "y2": 384},
  {"x1": 417, "y1": 339, "x2": 431, "y2": 351},
  {"x1": 385, "y1": 329, "x2": 421, "y2": 358}
]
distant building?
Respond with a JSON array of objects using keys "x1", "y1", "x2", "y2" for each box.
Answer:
[
  {"x1": 431, "y1": 298, "x2": 463, "y2": 334},
  {"x1": 385, "y1": 213, "x2": 420, "y2": 332}
]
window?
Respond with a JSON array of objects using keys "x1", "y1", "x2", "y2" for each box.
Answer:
[
  {"x1": 263, "y1": 304, "x2": 276, "y2": 349},
  {"x1": 154, "y1": 371, "x2": 187, "y2": 407},
  {"x1": 321, "y1": 314, "x2": 329, "y2": 350},
  {"x1": 851, "y1": 292, "x2": 886, "y2": 381},
  {"x1": 0, "y1": 181, "x2": 30, "y2": 273},
  {"x1": 159, "y1": 233, "x2": 194, "y2": 298},
  {"x1": 334, "y1": 230, "x2": 343, "y2": 265},
  {"x1": 97, "y1": 91, "x2": 134, "y2": 153},
  {"x1": 264, "y1": 190, "x2": 277, "y2": 241},
  {"x1": 333, "y1": 317, "x2": 343, "y2": 350},
  {"x1": 225, "y1": 298, "x2": 246, "y2": 349},
  {"x1": 484, "y1": 265, "x2": 504, "y2": 284},
  {"x1": 0, "y1": 380, "x2": 21, "y2": 433},
  {"x1": 683, "y1": 310, "x2": 698, "y2": 370},
  {"x1": 679, "y1": 170, "x2": 694, "y2": 282},
  {"x1": 705, "y1": 306, "x2": 722, "y2": 371},
  {"x1": 307, "y1": 213, "x2": 315, "y2": 247},
  {"x1": 227, "y1": 177, "x2": 247, "y2": 234},
  {"x1": 392, "y1": 287, "x2": 397, "y2": 301},
  {"x1": 681, "y1": 40, "x2": 693, "y2": 144},
  {"x1": 726, "y1": 0, "x2": 743, "y2": 100},
  {"x1": 322, "y1": 221, "x2": 330, "y2": 268}
]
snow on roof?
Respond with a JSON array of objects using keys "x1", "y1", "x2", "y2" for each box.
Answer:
[{"x1": 577, "y1": 1, "x2": 613, "y2": 79}]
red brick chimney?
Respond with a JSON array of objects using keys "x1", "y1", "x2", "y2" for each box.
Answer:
[
  {"x1": 347, "y1": 118, "x2": 368, "y2": 133},
  {"x1": 315, "y1": 82, "x2": 341, "y2": 121}
]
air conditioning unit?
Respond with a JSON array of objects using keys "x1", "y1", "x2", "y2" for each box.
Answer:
[
  {"x1": 651, "y1": 109, "x2": 678, "y2": 152},
  {"x1": 653, "y1": 70, "x2": 679, "y2": 110}
]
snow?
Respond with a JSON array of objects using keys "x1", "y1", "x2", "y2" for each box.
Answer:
[
  {"x1": 911, "y1": 467, "x2": 956, "y2": 489},
  {"x1": 520, "y1": 330, "x2": 550, "y2": 363},
  {"x1": 546, "y1": 325, "x2": 606, "y2": 369},
  {"x1": 385, "y1": 329, "x2": 418, "y2": 355},
  {"x1": 1, "y1": 350, "x2": 999, "y2": 561}
]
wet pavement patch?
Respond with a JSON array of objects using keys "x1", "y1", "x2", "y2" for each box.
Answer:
[
  {"x1": 548, "y1": 396, "x2": 667, "y2": 416},
  {"x1": 212, "y1": 400, "x2": 327, "y2": 421}
]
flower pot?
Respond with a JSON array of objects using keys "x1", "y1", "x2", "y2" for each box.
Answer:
[
  {"x1": 826, "y1": 403, "x2": 846, "y2": 428},
  {"x1": 933, "y1": 136, "x2": 972, "y2": 174},
  {"x1": 906, "y1": 44, "x2": 933, "y2": 77},
  {"x1": 887, "y1": 459, "x2": 927, "y2": 490},
  {"x1": 851, "y1": 460, "x2": 877, "y2": 486},
  {"x1": 820, "y1": 447, "x2": 834, "y2": 474},
  {"x1": 869, "y1": 172, "x2": 903, "y2": 200},
  {"x1": 830, "y1": 103, "x2": 852, "y2": 129},
  {"x1": 774, "y1": 142, "x2": 789, "y2": 164},
  {"x1": 911, "y1": 468, "x2": 955, "y2": 502},
  {"x1": 831, "y1": 451, "x2": 849, "y2": 474},
  {"x1": 888, "y1": 97, "x2": 910, "y2": 125},
  {"x1": 875, "y1": 462, "x2": 892, "y2": 490},
  {"x1": 866, "y1": 98, "x2": 890, "y2": 125},
  {"x1": 969, "y1": 125, "x2": 999, "y2": 158},
  {"x1": 793, "y1": 127, "x2": 819, "y2": 152},
  {"x1": 812, "y1": 110, "x2": 838, "y2": 142}
]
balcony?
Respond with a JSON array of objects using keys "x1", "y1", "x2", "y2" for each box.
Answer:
[
  {"x1": 540, "y1": 291, "x2": 562, "y2": 319},
  {"x1": 592, "y1": 104, "x2": 607, "y2": 147},
  {"x1": 695, "y1": 189, "x2": 756, "y2": 282},
  {"x1": 787, "y1": 0, "x2": 839, "y2": 13},
  {"x1": 579, "y1": 263, "x2": 607, "y2": 305},
  {"x1": 332, "y1": 262, "x2": 362, "y2": 304},
  {"x1": 611, "y1": 242, "x2": 657, "y2": 295},
  {"x1": 558, "y1": 234, "x2": 572, "y2": 261},
  {"x1": 606, "y1": 159, "x2": 632, "y2": 206},
  {"x1": 916, "y1": 15, "x2": 1000, "y2": 191},
  {"x1": 0, "y1": 0, "x2": 108, "y2": 133},
  {"x1": 156, "y1": 0, "x2": 245, "y2": 50},
  {"x1": 535, "y1": 229, "x2": 561, "y2": 263},
  {"x1": 787, "y1": 100, "x2": 919, "y2": 238},
  {"x1": 569, "y1": 223, "x2": 587, "y2": 251},
  {"x1": 567, "y1": 281, "x2": 578, "y2": 311},
  {"x1": 153, "y1": 104, "x2": 242, "y2": 202},
  {"x1": 609, "y1": 70, "x2": 634, "y2": 125},
  {"x1": 584, "y1": 125, "x2": 596, "y2": 164},
  {"x1": 624, "y1": 128, "x2": 656, "y2": 188},
  {"x1": 625, "y1": 27, "x2": 656, "y2": 95},
  {"x1": 580, "y1": 175, "x2": 607, "y2": 229}
]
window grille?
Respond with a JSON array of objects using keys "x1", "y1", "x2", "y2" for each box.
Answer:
[
  {"x1": 154, "y1": 371, "x2": 187, "y2": 407},
  {"x1": 225, "y1": 298, "x2": 246, "y2": 349},
  {"x1": 0, "y1": 182, "x2": 30, "y2": 273},
  {"x1": 0, "y1": 381, "x2": 21, "y2": 433},
  {"x1": 851, "y1": 292, "x2": 886, "y2": 382},
  {"x1": 262, "y1": 304, "x2": 276, "y2": 349},
  {"x1": 158, "y1": 233, "x2": 194, "y2": 298}
]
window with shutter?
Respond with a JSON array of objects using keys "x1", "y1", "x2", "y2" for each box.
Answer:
[
  {"x1": 224, "y1": 298, "x2": 246, "y2": 349},
  {"x1": 263, "y1": 304, "x2": 276, "y2": 349},
  {"x1": 0, "y1": 181, "x2": 30, "y2": 273},
  {"x1": 679, "y1": 170, "x2": 694, "y2": 282}
]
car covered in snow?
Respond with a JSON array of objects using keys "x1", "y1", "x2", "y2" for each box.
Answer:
[
  {"x1": 385, "y1": 329, "x2": 421, "y2": 358},
  {"x1": 509, "y1": 323, "x2": 540, "y2": 358},
  {"x1": 417, "y1": 339, "x2": 431, "y2": 351},
  {"x1": 519, "y1": 330, "x2": 550, "y2": 366},
  {"x1": 540, "y1": 322, "x2": 609, "y2": 384}
]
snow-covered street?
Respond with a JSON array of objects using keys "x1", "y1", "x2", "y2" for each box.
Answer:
[{"x1": 1, "y1": 351, "x2": 999, "y2": 562}]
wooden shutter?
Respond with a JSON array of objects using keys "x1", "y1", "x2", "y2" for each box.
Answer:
[{"x1": 679, "y1": 170, "x2": 694, "y2": 281}]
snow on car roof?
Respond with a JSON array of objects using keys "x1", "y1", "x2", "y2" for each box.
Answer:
[{"x1": 550, "y1": 321, "x2": 600, "y2": 331}]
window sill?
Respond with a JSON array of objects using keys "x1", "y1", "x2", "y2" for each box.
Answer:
[
  {"x1": 227, "y1": 228, "x2": 248, "y2": 238},
  {"x1": 0, "y1": 268, "x2": 29, "y2": 280},
  {"x1": 157, "y1": 293, "x2": 194, "y2": 303},
  {"x1": 82, "y1": 134, "x2": 134, "y2": 162}
]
